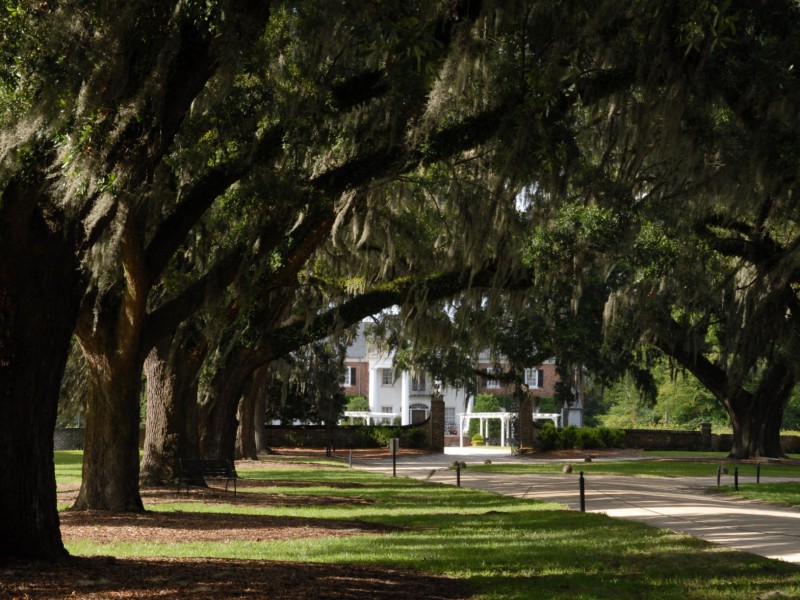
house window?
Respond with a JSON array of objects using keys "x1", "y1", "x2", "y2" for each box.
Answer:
[
  {"x1": 381, "y1": 368, "x2": 395, "y2": 386},
  {"x1": 381, "y1": 405, "x2": 395, "y2": 424},
  {"x1": 411, "y1": 372, "x2": 426, "y2": 394},
  {"x1": 342, "y1": 366, "x2": 357, "y2": 386},
  {"x1": 445, "y1": 407, "x2": 456, "y2": 434},
  {"x1": 524, "y1": 368, "x2": 545, "y2": 389},
  {"x1": 484, "y1": 369, "x2": 500, "y2": 389}
]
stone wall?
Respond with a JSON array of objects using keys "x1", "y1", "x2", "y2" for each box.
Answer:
[
  {"x1": 54, "y1": 428, "x2": 85, "y2": 450},
  {"x1": 623, "y1": 429, "x2": 704, "y2": 451},
  {"x1": 623, "y1": 428, "x2": 800, "y2": 454}
]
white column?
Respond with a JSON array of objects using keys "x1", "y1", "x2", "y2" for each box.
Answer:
[
  {"x1": 459, "y1": 415, "x2": 465, "y2": 447},
  {"x1": 368, "y1": 367, "x2": 379, "y2": 411},
  {"x1": 401, "y1": 371, "x2": 410, "y2": 425},
  {"x1": 501, "y1": 416, "x2": 506, "y2": 446}
]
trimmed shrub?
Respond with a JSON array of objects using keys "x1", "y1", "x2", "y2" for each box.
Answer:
[
  {"x1": 471, "y1": 433, "x2": 484, "y2": 446},
  {"x1": 405, "y1": 427, "x2": 427, "y2": 449},
  {"x1": 559, "y1": 425, "x2": 579, "y2": 450},
  {"x1": 371, "y1": 425, "x2": 401, "y2": 447},
  {"x1": 536, "y1": 423, "x2": 626, "y2": 451},
  {"x1": 536, "y1": 422, "x2": 559, "y2": 451}
]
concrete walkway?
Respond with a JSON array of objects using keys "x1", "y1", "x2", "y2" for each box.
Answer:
[{"x1": 354, "y1": 450, "x2": 800, "y2": 563}]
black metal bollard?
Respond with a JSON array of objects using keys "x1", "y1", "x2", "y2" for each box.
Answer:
[
  {"x1": 456, "y1": 463, "x2": 461, "y2": 488},
  {"x1": 579, "y1": 471, "x2": 585, "y2": 512},
  {"x1": 349, "y1": 450, "x2": 353, "y2": 469},
  {"x1": 757, "y1": 462, "x2": 761, "y2": 484},
  {"x1": 717, "y1": 464, "x2": 722, "y2": 487},
  {"x1": 734, "y1": 467, "x2": 739, "y2": 491}
]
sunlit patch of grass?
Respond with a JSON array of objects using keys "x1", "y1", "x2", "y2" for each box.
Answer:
[
  {"x1": 54, "y1": 450, "x2": 83, "y2": 484},
  {"x1": 641, "y1": 450, "x2": 729, "y2": 459},
  {"x1": 469, "y1": 459, "x2": 800, "y2": 479},
  {"x1": 717, "y1": 482, "x2": 800, "y2": 506}
]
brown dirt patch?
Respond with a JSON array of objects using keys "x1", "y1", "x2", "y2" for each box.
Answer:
[{"x1": 0, "y1": 556, "x2": 472, "y2": 599}]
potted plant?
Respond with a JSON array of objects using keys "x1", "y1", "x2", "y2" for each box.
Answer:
[{"x1": 471, "y1": 433, "x2": 484, "y2": 446}]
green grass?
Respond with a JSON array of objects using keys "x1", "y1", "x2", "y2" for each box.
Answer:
[
  {"x1": 56, "y1": 454, "x2": 800, "y2": 599},
  {"x1": 717, "y1": 482, "x2": 800, "y2": 506},
  {"x1": 54, "y1": 450, "x2": 83, "y2": 484},
  {"x1": 468, "y1": 459, "x2": 800, "y2": 479}
]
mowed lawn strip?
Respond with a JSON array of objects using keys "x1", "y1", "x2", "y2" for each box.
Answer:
[
  {"x1": 55, "y1": 454, "x2": 800, "y2": 600},
  {"x1": 467, "y1": 458, "x2": 800, "y2": 478},
  {"x1": 714, "y1": 482, "x2": 800, "y2": 506}
]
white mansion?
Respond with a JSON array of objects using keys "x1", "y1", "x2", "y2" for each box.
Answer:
[{"x1": 341, "y1": 325, "x2": 582, "y2": 435}]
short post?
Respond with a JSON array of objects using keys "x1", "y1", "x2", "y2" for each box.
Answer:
[
  {"x1": 348, "y1": 450, "x2": 353, "y2": 469},
  {"x1": 734, "y1": 467, "x2": 739, "y2": 491},
  {"x1": 717, "y1": 464, "x2": 721, "y2": 487},
  {"x1": 757, "y1": 462, "x2": 761, "y2": 484},
  {"x1": 579, "y1": 471, "x2": 585, "y2": 512},
  {"x1": 456, "y1": 463, "x2": 461, "y2": 488},
  {"x1": 389, "y1": 438, "x2": 399, "y2": 477}
]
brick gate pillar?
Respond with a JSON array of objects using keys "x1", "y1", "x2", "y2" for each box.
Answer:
[
  {"x1": 428, "y1": 385, "x2": 445, "y2": 452},
  {"x1": 700, "y1": 422, "x2": 712, "y2": 451}
]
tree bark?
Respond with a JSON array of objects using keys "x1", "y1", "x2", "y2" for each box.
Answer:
[
  {"x1": 725, "y1": 367, "x2": 793, "y2": 459},
  {"x1": 199, "y1": 354, "x2": 259, "y2": 461},
  {"x1": 0, "y1": 182, "x2": 84, "y2": 559},
  {"x1": 252, "y1": 367, "x2": 271, "y2": 453},
  {"x1": 236, "y1": 380, "x2": 258, "y2": 461},
  {"x1": 73, "y1": 352, "x2": 146, "y2": 511},
  {"x1": 140, "y1": 324, "x2": 205, "y2": 486}
]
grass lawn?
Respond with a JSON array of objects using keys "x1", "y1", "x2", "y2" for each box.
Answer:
[
  {"x1": 467, "y1": 458, "x2": 800, "y2": 479},
  {"x1": 52, "y1": 452, "x2": 800, "y2": 599},
  {"x1": 715, "y1": 482, "x2": 800, "y2": 506},
  {"x1": 55, "y1": 449, "x2": 84, "y2": 484}
]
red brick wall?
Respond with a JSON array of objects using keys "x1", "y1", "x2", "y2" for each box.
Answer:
[
  {"x1": 343, "y1": 360, "x2": 370, "y2": 399},
  {"x1": 476, "y1": 363, "x2": 559, "y2": 398}
]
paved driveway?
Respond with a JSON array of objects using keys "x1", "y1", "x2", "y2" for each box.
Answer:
[{"x1": 354, "y1": 451, "x2": 800, "y2": 563}]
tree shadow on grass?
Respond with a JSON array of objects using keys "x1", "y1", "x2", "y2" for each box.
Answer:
[
  {"x1": 59, "y1": 509, "x2": 400, "y2": 544},
  {"x1": 0, "y1": 556, "x2": 473, "y2": 600}
]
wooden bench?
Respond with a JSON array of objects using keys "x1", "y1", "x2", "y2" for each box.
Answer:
[{"x1": 177, "y1": 458, "x2": 238, "y2": 497}]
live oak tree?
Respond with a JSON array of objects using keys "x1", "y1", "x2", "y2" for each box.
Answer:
[
  {"x1": 73, "y1": 0, "x2": 494, "y2": 512},
  {"x1": 0, "y1": 0, "x2": 271, "y2": 555},
  {"x1": 0, "y1": 0, "x2": 496, "y2": 556},
  {"x1": 594, "y1": 2, "x2": 800, "y2": 457},
  {"x1": 138, "y1": 0, "x2": 604, "y2": 474}
]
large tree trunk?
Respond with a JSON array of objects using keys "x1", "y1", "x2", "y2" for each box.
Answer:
[
  {"x1": 253, "y1": 367, "x2": 271, "y2": 454},
  {"x1": 725, "y1": 373, "x2": 793, "y2": 459},
  {"x1": 73, "y1": 220, "x2": 151, "y2": 511},
  {"x1": 140, "y1": 325, "x2": 205, "y2": 486},
  {"x1": 657, "y1": 329, "x2": 794, "y2": 459},
  {"x1": 0, "y1": 184, "x2": 83, "y2": 560},
  {"x1": 199, "y1": 352, "x2": 260, "y2": 461},
  {"x1": 73, "y1": 352, "x2": 145, "y2": 511},
  {"x1": 236, "y1": 377, "x2": 258, "y2": 460},
  {"x1": 236, "y1": 364, "x2": 271, "y2": 459}
]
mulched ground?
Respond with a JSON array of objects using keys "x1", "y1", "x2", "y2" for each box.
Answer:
[
  {"x1": 2, "y1": 450, "x2": 473, "y2": 599},
  {"x1": 0, "y1": 557, "x2": 471, "y2": 599}
]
